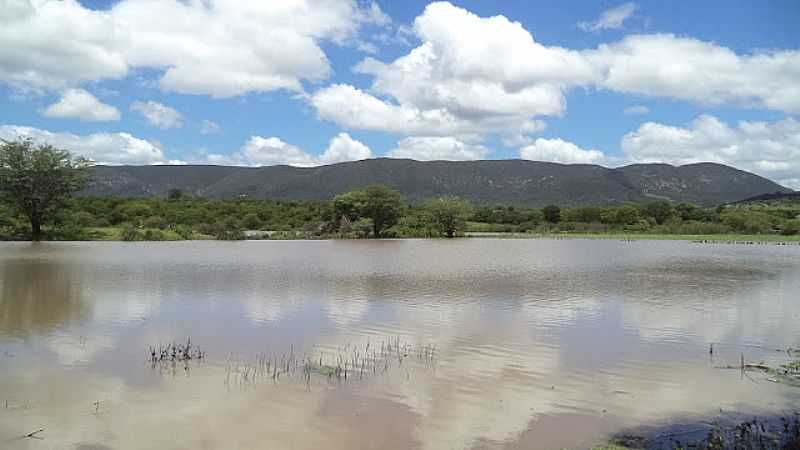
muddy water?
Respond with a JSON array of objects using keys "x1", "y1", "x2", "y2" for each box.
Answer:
[{"x1": 0, "y1": 240, "x2": 798, "y2": 450}]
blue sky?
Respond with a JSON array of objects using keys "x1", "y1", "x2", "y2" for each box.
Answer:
[{"x1": 1, "y1": 0, "x2": 798, "y2": 187}]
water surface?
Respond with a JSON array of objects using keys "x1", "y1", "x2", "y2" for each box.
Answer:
[{"x1": 1, "y1": 240, "x2": 798, "y2": 449}]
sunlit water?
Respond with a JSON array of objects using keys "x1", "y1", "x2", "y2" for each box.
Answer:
[{"x1": 0, "y1": 240, "x2": 798, "y2": 449}]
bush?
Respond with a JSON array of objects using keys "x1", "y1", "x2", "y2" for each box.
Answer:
[
  {"x1": 242, "y1": 213, "x2": 261, "y2": 229},
  {"x1": 142, "y1": 216, "x2": 166, "y2": 229},
  {"x1": 173, "y1": 224, "x2": 194, "y2": 240},
  {"x1": 721, "y1": 210, "x2": 775, "y2": 234},
  {"x1": 542, "y1": 205, "x2": 561, "y2": 223},
  {"x1": 71, "y1": 211, "x2": 96, "y2": 228},
  {"x1": 351, "y1": 218, "x2": 373, "y2": 238},
  {"x1": 212, "y1": 219, "x2": 245, "y2": 240},
  {"x1": 780, "y1": 219, "x2": 800, "y2": 236},
  {"x1": 120, "y1": 225, "x2": 144, "y2": 241},
  {"x1": 143, "y1": 229, "x2": 168, "y2": 241}
]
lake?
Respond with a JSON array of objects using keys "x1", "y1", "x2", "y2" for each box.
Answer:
[{"x1": 1, "y1": 240, "x2": 798, "y2": 449}]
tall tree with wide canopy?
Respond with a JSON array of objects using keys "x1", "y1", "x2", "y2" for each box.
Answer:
[
  {"x1": 0, "y1": 139, "x2": 91, "y2": 241},
  {"x1": 333, "y1": 185, "x2": 402, "y2": 238}
]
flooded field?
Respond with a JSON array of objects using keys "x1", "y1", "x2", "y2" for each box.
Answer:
[{"x1": 1, "y1": 240, "x2": 798, "y2": 449}]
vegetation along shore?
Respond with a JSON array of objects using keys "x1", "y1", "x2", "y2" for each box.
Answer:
[{"x1": 1, "y1": 139, "x2": 799, "y2": 242}]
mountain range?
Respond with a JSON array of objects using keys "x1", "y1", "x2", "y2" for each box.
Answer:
[{"x1": 84, "y1": 158, "x2": 792, "y2": 206}]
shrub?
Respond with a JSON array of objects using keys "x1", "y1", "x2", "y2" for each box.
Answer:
[
  {"x1": 780, "y1": 219, "x2": 800, "y2": 236},
  {"x1": 120, "y1": 225, "x2": 144, "y2": 241},
  {"x1": 143, "y1": 229, "x2": 168, "y2": 241}
]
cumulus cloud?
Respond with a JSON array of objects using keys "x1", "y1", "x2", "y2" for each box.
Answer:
[
  {"x1": 312, "y1": 2, "x2": 800, "y2": 142},
  {"x1": 520, "y1": 138, "x2": 606, "y2": 164},
  {"x1": 623, "y1": 105, "x2": 649, "y2": 115},
  {"x1": 212, "y1": 132, "x2": 372, "y2": 167},
  {"x1": 586, "y1": 34, "x2": 800, "y2": 113},
  {"x1": 388, "y1": 136, "x2": 490, "y2": 161},
  {"x1": 131, "y1": 101, "x2": 183, "y2": 129},
  {"x1": 319, "y1": 132, "x2": 373, "y2": 164},
  {"x1": 312, "y1": 1, "x2": 584, "y2": 137},
  {"x1": 621, "y1": 115, "x2": 800, "y2": 189},
  {"x1": 578, "y1": 2, "x2": 637, "y2": 32},
  {"x1": 0, "y1": 0, "x2": 382, "y2": 96},
  {"x1": 199, "y1": 120, "x2": 222, "y2": 135},
  {"x1": 41, "y1": 88, "x2": 120, "y2": 121},
  {"x1": 0, "y1": 124, "x2": 169, "y2": 165}
]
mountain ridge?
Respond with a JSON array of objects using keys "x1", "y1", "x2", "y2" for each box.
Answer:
[{"x1": 83, "y1": 158, "x2": 792, "y2": 207}]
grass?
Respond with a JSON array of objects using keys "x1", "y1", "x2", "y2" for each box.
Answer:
[
  {"x1": 467, "y1": 231, "x2": 800, "y2": 243},
  {"x1": 86, "y1": 227, "x2": 211, "y2": 241}
]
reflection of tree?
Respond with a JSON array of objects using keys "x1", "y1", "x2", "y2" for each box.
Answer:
[{"x1": 0, "y1": 259, "x2": 90, "y2": 334}]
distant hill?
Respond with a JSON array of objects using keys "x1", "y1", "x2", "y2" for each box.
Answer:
[
  {"x1": 732, "y1": 191, "x2": 800, "y2": 205},
  {"x1": 83, "y1": 158, "x2": 792, "y2": 207}
]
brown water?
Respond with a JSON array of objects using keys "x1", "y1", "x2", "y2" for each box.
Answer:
[{"x1": 0, "y1": 240, "x2": 798, "y2": 450}]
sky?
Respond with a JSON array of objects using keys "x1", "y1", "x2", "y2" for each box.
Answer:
[{"x1": 1, "y1": 0, "x2": 799, "y2": 188}]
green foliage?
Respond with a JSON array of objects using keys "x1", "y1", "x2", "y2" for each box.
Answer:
[
  {"x1": 0, "y1": 138, "x2": 91, "y2": 240},
  {"x1": 780, "y1": 219, "x2": 800, "y2": 236},
  {"x1": 211, "y1": 218, "x2": 245, "y2": 240},
  {"x1": 3, "y1": 178, "x2": 796, "y2": 241},
  {"x1": 333, "y1": 185, "x2": 402, "y2": 238},
  {"x1": 351, "y1": 218, "x2": 374, "y2": 238},
  {"x1": 642, "y1": 201, "x2": 676, "y2": 225},
  {"x1": 563, "y1": 206, "x2": 603, "y2": 223},
  {"x1": 600, "y1": 205, "x2": 641, "y2": 225},
  {"x1": 425, "y1": 196, "x2": 471, "y2": 238},
  {"x1": 120, "y1": 225, "x2": 144, "y2": 241},
  {"x1": 167, "y1": 188, "x2": 185, "y2": 200},
  {"x1": 720, "y1": 209, "x2": 776, "y2": 234},
  {"x1": 542, "y1": 204, "x2": 561, "y2": 223}
]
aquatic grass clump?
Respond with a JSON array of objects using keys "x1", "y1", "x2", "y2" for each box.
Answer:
[
  {"x1": 148, "y1": 338, "x2": 205, "y2": 367},
  {"x1": 222, "y1": 338, "x2": 437, "y2": 389},
  {"x1": 595, "y1": 413, "x2": 800, "y2": 450}
]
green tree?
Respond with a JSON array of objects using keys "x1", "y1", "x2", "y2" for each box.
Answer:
[
  {"x1": 426, "y1": 196, "x2": 471, "y2": 238},
  {"x1": 642, "y1": 201, "x2": 675, "y2": 225},
  {"x1": 333, "y1": 185, "x2": 402, "y2": 238},
  {"x1": 0, "y1": 139, "x2": 91, "y2": 241},
  {"x1": 542, "y1": 205, "x2": 561, "y2": 224},
  {"x1": 167, "y1": 188, "x2": 185, "y2": 200}
]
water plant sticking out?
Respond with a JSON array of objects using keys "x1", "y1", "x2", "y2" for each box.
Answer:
[{"x1": 223, "y1": 338, "x2": 437, "y2": 389}]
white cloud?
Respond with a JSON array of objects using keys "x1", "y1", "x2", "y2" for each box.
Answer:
[
  {"x1": 623, "y1": 105, "x2": 649, "y2": 115},
  {"x1": 237, "y1": 136, "x2": 317, "y2": 167},
  {"x1": 312, "y1": 2, "x2": 800, "y2": 146},
  {"x1": 578, "y1": 2, "x2": 637, "y2": 32},
  {"x1": 311, "y1": 2, "x2": 592, "y2": 138},
  {"x1": 388, "y1": 136, "x2": 490, "y2": 161},
  {"x1": 199, "y1": 119, "x2": 222, "y2": 135},
  {"x1": 319, "y1": 132, "x2": 372, "y2": 164},
  {"x1": 131, "y1": 100, "x2": 183, "y2": 129},
  {"x1": 621, "y1": 115, "x2": 800, "y2": 189},
  {"x1": 586, "y1": 34, "x2": 800, "y2": 113},
  {"x1": 520, "y1": 138, "x2": 606, "y2": 164},
  {"x1": 217, "y1": 132, "x2": 372, "y2": 167},
  {"x1": 0, "y1": 124, "x2": 169, "y2": 165},
  {"x1": 0, "y1": 0, "x2": 381, "y2": 96},
  {"x1": 41, "y1": 88, "x2": 120, "y2": 121}
]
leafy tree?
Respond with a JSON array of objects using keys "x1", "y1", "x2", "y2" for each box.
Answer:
[
  {"x1": 780, "y1": 219, "x2": 800, "y2": 236},
  {"x1": 0, "y1": 139, "x2": 90, "y2": 240},
  {"x1": 333, "y1": 185, "x2": 402, "y2": 237},
  {"x1": 426, "y1": 196, "x2": 471, "y2": 238},
  {"x1": 642, "y1": 201, "x2": 675, "y2": 225},
  {"x1": 542, "y1": 205, "x2": 561, "y2": 224},
  {"x1": 600, "y1": 205, "x2": 641, "y2": 225},
  {"x1": 563, "y1": 206, "x2": 602, "y2": 223},
  {"x1": 351, "y1": 218, "x2": 373, "y2": 238},
  {"x1": 211, "y1": 218, "x2": 245, "y2": 240},
  {"x1": 167, "y1": 188, "x2": 185, "y2": 200}
]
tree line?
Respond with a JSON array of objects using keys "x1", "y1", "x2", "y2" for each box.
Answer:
[{"x1": 2, "y1": 139, "x2": 798, "y2": 241}]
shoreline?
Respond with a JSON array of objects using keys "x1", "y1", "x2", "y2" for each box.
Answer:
[{"x1": 3, "y1": 232, "x2": 800, "y2": 244}]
